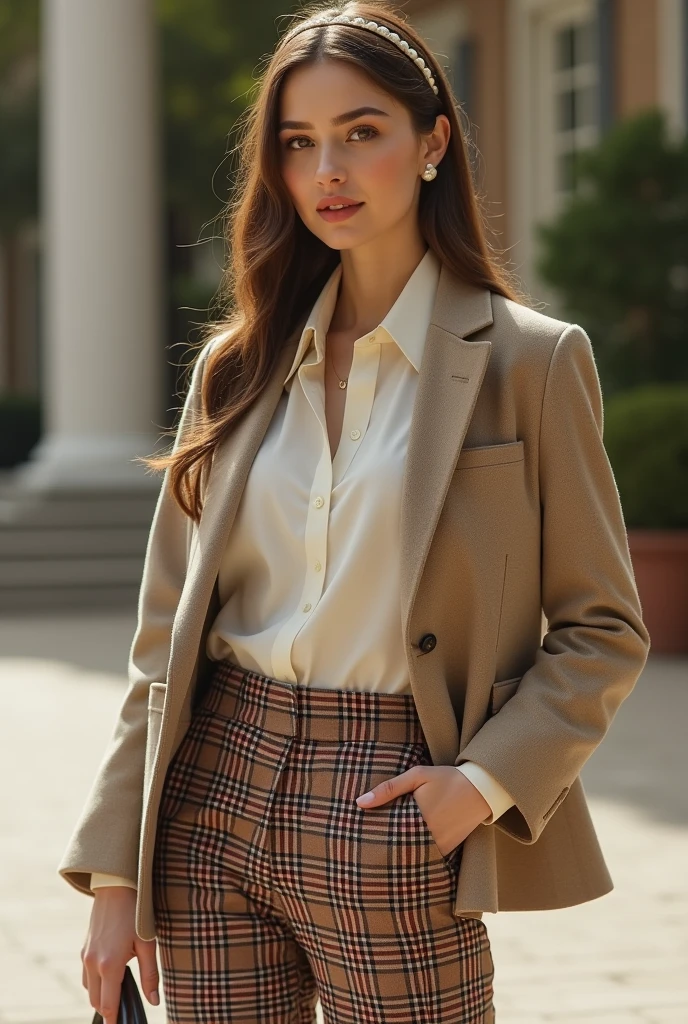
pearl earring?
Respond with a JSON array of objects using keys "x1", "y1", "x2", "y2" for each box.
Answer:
[{"x1": 421, "y1": 163, "x2": 437, "y2": 181}]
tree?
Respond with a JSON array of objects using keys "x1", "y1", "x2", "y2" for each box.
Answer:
[
  {"x1": 0, "y1": 0, "x2": 39, "y2": 234},
  {"x1": 155, "y1": 0, "x2": 294, "y2": 395},
  {"x1": 158, "y1": 0, "x2": 292, "y2": 228},
  {"x1": 536, "y1": 110, "x2": 688, "y2": 396}
]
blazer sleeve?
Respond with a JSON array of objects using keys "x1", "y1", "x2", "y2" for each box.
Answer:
[
  {"x1": 57, "y1": 339, "x2": 216, "y2": 897},
  {"x1": 455, "y1": 323, "x2": 651, "y2": 844}
]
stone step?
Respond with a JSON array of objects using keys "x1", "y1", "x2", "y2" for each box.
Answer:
[
  {"x1": 0, "y1": 483, "x2": 160, "y2": 611},
  {"x1": 0, "y1": 526, "x2": 150, "y2": 558},
  {"x1": 0, "y1": 489, "x2": 159, "y2": 527},
  {"x1": 2, "y1": 555, "x2": 145, "y2": 588},
  {"x1": 0, "y1": 582, "x2": 141, "y2": 612}
]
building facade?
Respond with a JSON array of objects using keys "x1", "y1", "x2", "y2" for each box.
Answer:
[
  {"x1": 408, "y1": 0, "x2": 687, "y2": 301},
  {"x1": 0, "y1": 0, "x2": 685, "y2": 608},
  {"x1": 0, "y1": 0, "x2": 686, "y2": 460}
]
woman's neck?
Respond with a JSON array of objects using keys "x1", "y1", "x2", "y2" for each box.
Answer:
[{"x1": 330, "y1": 236, "x2": 429, "y2": 338}]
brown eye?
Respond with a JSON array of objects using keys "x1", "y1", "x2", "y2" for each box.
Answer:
[
  {"x1": 282, "y1": 124, "x2": 379, "y2": 151},
  {"x1": 349, "y1": 125, "x2": 378, "y2": 142}
]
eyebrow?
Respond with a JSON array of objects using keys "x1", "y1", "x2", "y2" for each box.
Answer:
[{"x1": 278, "y1": 106, "x2": 391, "y2": 131}]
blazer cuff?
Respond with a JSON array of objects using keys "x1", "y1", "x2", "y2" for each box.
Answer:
[
  {"x1": 90, "y1": 872, "x2": 138, "y2": 891},
  {"x1": 455, "y1": 762, "x2": 516, "y2": 824}
]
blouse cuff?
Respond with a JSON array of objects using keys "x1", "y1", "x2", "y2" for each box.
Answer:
[
  {"x1": 90, "y1": 872, "x2": 138, "y2": 891},
  {"x1": 455, "y1": 761, "x2": 516, "y2": 824}
]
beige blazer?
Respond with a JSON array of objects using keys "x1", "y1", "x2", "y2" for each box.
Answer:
[{"x1": 58, "y1": 260, "x2": 650, "y2": 941}]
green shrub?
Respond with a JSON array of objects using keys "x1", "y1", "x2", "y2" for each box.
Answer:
[
  {"x1": 0, "y1": 393, "x2": 41, "y2": 467},
  {"x1": 603, "y1": 385, "x2": 688, "y2": 528}
]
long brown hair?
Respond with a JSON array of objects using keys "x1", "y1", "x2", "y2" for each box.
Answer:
[{"x1": 139, "y1": 0, "x2": 528, "y2": 523}]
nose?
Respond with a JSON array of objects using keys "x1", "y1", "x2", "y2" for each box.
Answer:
[{"x1": 315, "y1": 145, "x2": 347, "y2": 187}]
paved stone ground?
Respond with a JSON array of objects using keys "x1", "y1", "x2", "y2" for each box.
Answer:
[{"x1": 0, "y1": 610, "x2": 686, "y2": 1024}]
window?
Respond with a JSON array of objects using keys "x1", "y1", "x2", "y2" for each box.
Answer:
[
  {"x1": 509, "y1": 0, "x2": 600, "y2": 302},
  {"x1": 550, "y1": 17, "x2": 599, "y2": 193}
]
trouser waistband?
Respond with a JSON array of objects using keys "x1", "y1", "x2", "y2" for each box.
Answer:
[{"x1": 208, "y1": 657, "x2": 426, "y2": 745}]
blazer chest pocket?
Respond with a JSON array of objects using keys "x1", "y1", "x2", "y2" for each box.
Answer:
[
  {"x1": 455, "y1": 439, "x2": 524, "y2": 471},
  {"x1": 489, "y1": 675, "x2": 522, "y2": 716},
  {"x1": 144, "y1": 682, "x2": 167, "y2": 797}
]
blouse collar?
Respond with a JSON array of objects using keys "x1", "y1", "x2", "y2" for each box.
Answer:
[{"x1": 283, "y1": 246, "x2": 442, "y2": 386}]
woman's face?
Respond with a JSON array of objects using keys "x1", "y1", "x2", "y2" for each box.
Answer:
[{"x1": 277, "y1": 59, "x2": 446, "y2": 250}]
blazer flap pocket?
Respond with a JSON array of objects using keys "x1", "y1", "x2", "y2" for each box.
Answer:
[
  {"x1": 148, "y1": 681, "x2": 167, "y2": 714},
  {"x1": 456, "y1": 439, "x2": 524, "y2": 470},
  {"x1": 490, "y1": 675, "x2": 522, "y2": 715}
]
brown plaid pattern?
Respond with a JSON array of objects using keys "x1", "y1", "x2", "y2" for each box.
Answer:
[{"x1": 152, "y1": 658, "x2": 496, "y2": 1022}]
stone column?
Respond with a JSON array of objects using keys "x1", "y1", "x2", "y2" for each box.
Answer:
[{"x1": 16, "y1": 0, "x2": 164, "y2": 490}]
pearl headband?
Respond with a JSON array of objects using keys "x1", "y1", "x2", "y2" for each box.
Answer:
[{"x1": 286, "y1": 14, "x2": 439, "y2": 96}]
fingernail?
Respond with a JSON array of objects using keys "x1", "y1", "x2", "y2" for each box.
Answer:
[
  {"x1": 356, "y1": 792, "x2": 375, "y2": 805},
  {"x1": 151, "y1": 990, "x2": 160, "y2": 1005}
]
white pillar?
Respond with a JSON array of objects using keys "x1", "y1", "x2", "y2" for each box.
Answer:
[{"x1": 16, "y1": 0, "x2": 164, "y2": 490}]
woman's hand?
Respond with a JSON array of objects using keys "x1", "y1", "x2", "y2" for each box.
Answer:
[
  {"x1": 356, "y1": 765, "x2": 491, "y2": 856},
  {"x1": 81, "y1": 887, "x2": 160, "y2": 1024}
]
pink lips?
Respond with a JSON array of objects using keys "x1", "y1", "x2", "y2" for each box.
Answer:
[{"x1": 317, "y1": 201, "x2": 364, "y2": 223}]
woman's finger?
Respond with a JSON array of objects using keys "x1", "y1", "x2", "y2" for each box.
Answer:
[
  {"x1": 356, "y1": 765, "x2": 425, "y2": 806},
  {"x1": 135, "y1": 937, "x2": 161, "y2": 1005}
]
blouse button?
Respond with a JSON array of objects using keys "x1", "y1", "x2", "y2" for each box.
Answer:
[
  {"x1": 303, "y1": 602, "x2": 312, "y2": 613},
  {"x1": 314, "y1": 561, "x2": 322, "y2": 572},
  {"x1": 368, "y1": 333, "x2": 376, "y2": 343},
  {"x1": 313, "y1": 496, "x2": 324, "y2": 508},
  {"x1": 350, "y1": 428, "x2": 361, "y2": 440}
]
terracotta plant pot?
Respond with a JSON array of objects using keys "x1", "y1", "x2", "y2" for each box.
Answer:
[{"x1": 627, "y1": 529, "x2": 688, "y2": 654}]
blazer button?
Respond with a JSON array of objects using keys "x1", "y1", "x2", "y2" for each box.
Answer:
[{"x1": 419, "y1": 633, "x2": 437, "y2": 653}]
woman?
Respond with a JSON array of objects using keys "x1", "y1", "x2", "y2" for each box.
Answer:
[{"x1": 59, "y1": 3, "x2": 650, "y2": 1022}]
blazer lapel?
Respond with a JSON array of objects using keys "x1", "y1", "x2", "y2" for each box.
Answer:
[{"x1": 399, "y1": 262, "x2": 493, "y2": 645}]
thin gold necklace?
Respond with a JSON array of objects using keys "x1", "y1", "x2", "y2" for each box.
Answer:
[{"x1": 327, "y1": 339, "x2": 348, "y2": 389}]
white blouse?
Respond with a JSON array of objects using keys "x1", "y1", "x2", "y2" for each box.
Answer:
[{"x1": 91, "y1": 246, "x2": 514, "y2": 891}]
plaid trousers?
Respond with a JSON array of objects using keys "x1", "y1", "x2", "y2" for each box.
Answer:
[{"x1": 152, "y1": 657, "x2": 496, "y2": 1023}]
